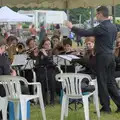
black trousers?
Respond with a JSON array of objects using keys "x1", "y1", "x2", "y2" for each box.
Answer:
[
  {"x1": 20, "y1": 70, "x2": 33, "y2": 95},
  {"x1": 96, "y1": 53, "x2": 120, "y2": 110},
  {"x1": 35, "y1": 66, "x2": 56, "y2": 104}
]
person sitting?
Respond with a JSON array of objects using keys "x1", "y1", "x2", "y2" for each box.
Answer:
[
  {"x1": 77, "y1": 36, "x2": 96, "y2": 78},
  {"x1": 35, "y1": 38, "x2": 56, "y2": 105},
  {"x1": 59, "y1": 38, "x2": 76, "y2": 73},
  {"x1": 26, "y1": 37, "x2": 39, "y2": 60},
  {"x1": 51, "y1": 35, "x2": 60, "y2": 49},
  {"x1": 0, "y1": 41, "x2": 16, "y2": 119},
  {"x1": 51, "y1": 35, "x2": 65, "y2": 55},
  {"x1": 6, "y1": 36, "x2": 18, "y2": 63},
  {"x1": 115, "y1": 37, "x2": 120, "y2": 71},
  {"x1": 114, "y1": 34, "x2": 120, "y2": 78},
  {"x1": 62, "y1": 38, "x2": 82, "y2": 56}
]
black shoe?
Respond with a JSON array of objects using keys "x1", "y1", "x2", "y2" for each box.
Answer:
[
  {"x1": 115, "y1": 108, "x2": 120, "y2": 113},
  {"x1": 50, "y1": 100, "x2": 55, "y2": 106},
  {"x1": 100, "y1": 107, "x2": 111, "y2": 113}
]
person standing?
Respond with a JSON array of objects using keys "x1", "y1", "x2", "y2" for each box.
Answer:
[
  {"x1": 66, "y1": 6, "x2": 120, "y2": 113},
  {"x1": 39, "y1": 24, "x2": 46, "y2": 44},
  {"x1": 76, "y1": 35, "x2": 83, "y2": 47}
]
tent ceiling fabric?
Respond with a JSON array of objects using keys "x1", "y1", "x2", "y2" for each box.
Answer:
[
  {"x1": 0, "y1": 0, "x2": 49, "y2": 8},
  {"x1": 0, "y1": 0, "x2": 120, "y2": 8},
  {"x1": 43, "y1": 0, "x2": 120, "y2": 9}
]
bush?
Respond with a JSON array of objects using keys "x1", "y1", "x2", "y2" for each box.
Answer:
[{"x1": 22, "y1": 23, "x2": 29, "y2": 28}]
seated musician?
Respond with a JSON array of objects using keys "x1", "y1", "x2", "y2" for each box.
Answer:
[
  {"x1": 114, "y1": 35, "x2": 120, "y2": 78},
  {"x1": 26, "y1": 37, "x2": 39, "y2": 59},
  {"x1": 62, "y1": 37, "x2": 82, "y2": 56},
  {"x1": 77, "y1": 36, "x2": 96, "y2": 78},
  {"x1": 0, "y1": 40, "x2": 17, "y2": 120},
  {"x1": 115, "y1": 36, "x2": 120, "y2": 71},
  {"x1": 35, "y1": 38, "x2": 56, "y2": 105},
  {"x1": 51, "y1": 35, "x2": 60, "y2": 48},
  {"x1": 63, "y1": 37, "x2": 73, "y2": 53},
  {"x1": 6, "y1": 35, "x2": 18, "y2": 63},
  {"x1": 51, "y1": 35, "x2": 65, "y2": 55},
  {"x1": 59, "y1": 38, "x2": 76, "y2": 72},
  {"x1": 20, "y1": 37, "x2": 39, "y2": 95}
]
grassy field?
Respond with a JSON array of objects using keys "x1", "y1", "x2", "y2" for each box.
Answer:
[
  {"x1": 30, "y1": 40, "x2": 120, "y2": 120},
  {"x1": 30, "y1": 101, "x2": 120, "y2": 120}
]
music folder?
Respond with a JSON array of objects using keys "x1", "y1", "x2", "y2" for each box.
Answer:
[{"x1": 12, "y1": 54, "x2": 28, "y2": 66}]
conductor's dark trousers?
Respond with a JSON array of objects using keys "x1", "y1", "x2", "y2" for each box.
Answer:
[{"x1": 96, "y1": 53, "x2": 120, "y2": 110}]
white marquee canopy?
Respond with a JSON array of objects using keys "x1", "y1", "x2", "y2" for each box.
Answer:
[{"x1": 0, "y1": 6, "x2": 32, "y2": 22}]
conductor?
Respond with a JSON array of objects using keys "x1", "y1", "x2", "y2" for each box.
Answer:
[{"x1": 66, "y1": 6, "x2": 120, "y2": 113}]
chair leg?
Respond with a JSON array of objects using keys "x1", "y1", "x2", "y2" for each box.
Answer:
[
  {"x1": 64, "y1": 97, "x2": 69, "y2": 117},
  {"x1": 20, "y1": 98, "x2": 27, "y2": 120},
  {"x1": 93, "y1": 93, "x2": 100, "y2": 118},
  {"x1": 83, "y1": 96, "x2": 89, "y2": 120},
  {"x1": 2, "y1": 98, "x2": 8, "y2": 120},
  {"x1": 61, "y1": 95, "x2": 67, "y2": 120},
  {"x1": 38, "y1": 97, "x2": 46, "y2": 120},
  {"x1": 14, "y1": 101, "x2": 20, "y2": 120}
]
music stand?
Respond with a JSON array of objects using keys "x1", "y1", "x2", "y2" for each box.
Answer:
[
  {"x1": 12, "y1": 54, "x2": 28, "y2": 75},
  {"x1": 57, "y1": 54, "x2": 80, "y2": 72},
  {"x1": 20, "y1": 57, "x2": 37, "y2": 103}
]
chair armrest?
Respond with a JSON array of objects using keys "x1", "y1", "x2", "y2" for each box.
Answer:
[
  {"x1": 90, "y1": 79, "x2": 97, "y2": 86},
  {"x1": 57, "y1": 79, "x2": 63, "y2": 82},
  {"x1": 27, "y1": 82, "x2": 40, "y2": 85},
  {"x1": 28, "y1": 82, "x2": 42, "y2": 95}
]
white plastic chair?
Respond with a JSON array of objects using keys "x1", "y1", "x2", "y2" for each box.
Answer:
[
  {"x1": 115, "y1": 77, "x2": 120, "y2": 88},
  {"x1": 56, "y1": 73, "x2": 100, "y2": 120},
  {"x1": 0, "y1": 75, "x2": 46, "y2": 120},
  {"x1": 0, "y1": 96, "x2": 8, "y2": 120}
]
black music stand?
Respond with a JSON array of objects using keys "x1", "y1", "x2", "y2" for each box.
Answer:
[{"x1": 57, "y1": 54, "x2": 80, "y2": 73}]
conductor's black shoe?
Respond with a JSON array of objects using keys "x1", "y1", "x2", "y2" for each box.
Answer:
[
  {"x1": 115, "y1": 108, "x2": 120, "y2": 113},
  {"x1": 100, "y1": 107, "x2": 111, "y2": 113}
]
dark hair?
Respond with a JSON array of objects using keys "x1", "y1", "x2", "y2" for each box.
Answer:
[
  {"x1": 96, "y1": 6, "x2": 109, "y2": 17},
  {"x1": 6, "y1": 36, "x2": 18, "y2": 44},
  {"x1": 0, "y1": 41, "x2": 5, "y2": 47},
  {"x1": 55, "y1": 24, "x2": 60, "y2": 29},
  {"x1": 51, "y1": 35, "x2": 60, "y2": 41},
  {"x1": 26, "y1": 37, "x2": 35, "y2": 46},
  {"x1": 63, "y1": 38, "x2": 72, "y2": 46},
  {"x1": 39, "y1": 38, "x2": 51, "y2": 48}
]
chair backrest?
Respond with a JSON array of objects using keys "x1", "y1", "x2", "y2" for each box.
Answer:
[
  {"x1": 56, "y1": 73, "x2": 92, "y2": 96},
  {"x1": 0, "y1": 75, "x2": 28, "y2": 98}
]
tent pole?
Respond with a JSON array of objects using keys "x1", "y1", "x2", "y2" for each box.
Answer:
[
  {"x1": 91, "y1": 7, "x2": 94, "y2": 28},
  {"x1": 112, "y1": 6, "x2": 116, "y2": 24}
]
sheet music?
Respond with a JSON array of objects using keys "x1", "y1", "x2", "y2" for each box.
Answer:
[
  {"x1": 53, "y1": 55, "x2": 70, "y2": 65},
  {"x1": 21, "y1": 60, "x2": 34, "y2": 70},
  {"x1": 67, "y1": 55, "x2": 80, "y2": 60},
  {"x1": 58, "y1": 54, "x2": 80, "y2": 61},
  {"x1": 12, "y1": 54, "x2": 28, "y2": 66}
]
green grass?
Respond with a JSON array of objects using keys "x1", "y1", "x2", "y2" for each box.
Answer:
[{"x1": 30, "y1": 101, "x2": 120, "y2": 120}]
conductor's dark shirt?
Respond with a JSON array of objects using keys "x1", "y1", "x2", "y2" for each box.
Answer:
[
  {"x1": 72, "y1": 20, "x2": 117, "y2": 55},
  {"x1": 0, "y1": 53, "x2": 10, "y2": 75}
]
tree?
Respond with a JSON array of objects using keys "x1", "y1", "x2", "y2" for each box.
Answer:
[
  {"x1": 115, "y1": 4, "x2": 120, "y2": 17},
  {"x1": 69, "y1": 8, "x2": 90, "y2": 24}
]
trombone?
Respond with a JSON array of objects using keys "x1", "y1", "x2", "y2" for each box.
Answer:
[{"x1": 16, "y1": 42, "x2": 26, "y2": 54}]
